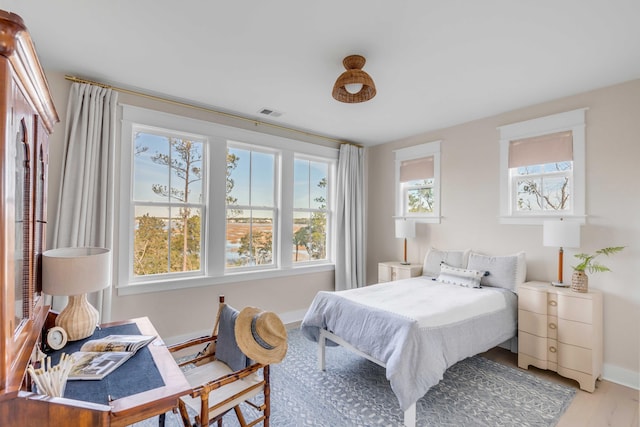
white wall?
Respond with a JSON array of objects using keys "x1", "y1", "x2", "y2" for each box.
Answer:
[
  {"x1": 367, "y1": 79, "x2": 640, "y2": 389},
  {"x1": 43, "y1": 70, "x2": 335, "y2": 341}
]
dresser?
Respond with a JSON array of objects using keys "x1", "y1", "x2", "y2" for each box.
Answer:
[
  {"x1": 378, "y1": 261, "x2": 423, "y2": 283},
  {"x1": 517, "y1": 281, "x2": 603, "y2": 392}
]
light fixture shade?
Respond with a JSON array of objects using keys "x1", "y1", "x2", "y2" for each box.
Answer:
[
  {"x1": 42, "y1": 247, "x2": 111, "y2": 296},
  {"x1": 332, "y1": 55, "x2": 376, "y2": 103},
  {"x1": 543, "y1": 220, "x2": 581, "y2": 248},
  {"x1": 395, "y1": 219, "x2": 416, "y2": 239}
]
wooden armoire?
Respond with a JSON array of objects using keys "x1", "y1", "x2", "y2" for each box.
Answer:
[
  {"x1": 0, "y1": 12, "x2": 191, "y2": 427},
  {"x1": 0, "y1": 10, "x2": 112, "y2": 426}
]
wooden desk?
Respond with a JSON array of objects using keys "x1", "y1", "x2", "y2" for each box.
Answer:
[
  {"x1": 100, "y1": 317, "x2": 191, "y2": 426},
  {"x1": 0, "y1": 316, "x2": 191, "y2": 426}
]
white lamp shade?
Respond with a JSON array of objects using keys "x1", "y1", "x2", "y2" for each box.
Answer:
[
  {"x1": 42, "y1": 247, "x2": 111, "y2": 296},
  {"x1": 543, "y1": 220, "x2": 581, "y2": 248},
  {"x1": 395, "y1": 219, "x2": 416, "y2": 239}
]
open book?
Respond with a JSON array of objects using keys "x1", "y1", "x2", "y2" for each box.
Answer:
[{"x1": 68, "y1": 335, "x2": 156, "y2": 380}]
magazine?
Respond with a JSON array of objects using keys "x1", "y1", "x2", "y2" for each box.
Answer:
[{"x1": 68, "y1": 335, "x2": 156, "y2": 380}]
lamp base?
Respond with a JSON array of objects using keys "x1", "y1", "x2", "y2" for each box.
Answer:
[
  {"x1": 55, "y1": 294, "x2": 99, "y2": 341},
  {"x1": 550, "y1": 281, "x2": 570, "y2": 287},
  {"x1": 400, "y1": 262, "x2": 411, "y2": 265}
]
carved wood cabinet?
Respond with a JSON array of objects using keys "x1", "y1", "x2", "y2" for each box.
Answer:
[
  {"x1": 0, "y1": 12, "x2": 191, "y2": 426},
  {"x1": 0, "y1": 7, "x2": 59, "y2": 405}
]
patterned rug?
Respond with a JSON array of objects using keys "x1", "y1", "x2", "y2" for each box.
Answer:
[{"x1": 133, "y1": 328, "x2": 575, "y2": 427}]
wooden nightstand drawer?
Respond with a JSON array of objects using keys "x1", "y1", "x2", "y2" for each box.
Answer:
[
  {"x1": 519, "y1": 287, "x2": 547, "y2": 314},
  {"x1": 519, "y1": 310, "x2": 547, "y2": 336},
  {"x1": 558, "y1": 294, "x2": 593, "y2": 323},
  {"x1": 558, "y1": 318, "x2": 593, "y2": 348},
  {"x1": 519, "y1": 331, "x2": 548, "y2": 360},
  {"x1": 558, "y1": 343, "x2": 593, "y2": 374}
]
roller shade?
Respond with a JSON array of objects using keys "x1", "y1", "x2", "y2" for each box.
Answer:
[
  {"x1": 509, "y1": 131, "x2": 573, "y2": 168},
  {"x1": 400, "y1": 156, "x2": 434, "y2": 182}
]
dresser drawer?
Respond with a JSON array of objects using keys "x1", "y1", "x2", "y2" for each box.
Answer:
[
  {"x1": 519, "y1": 310, "x2": 547, "y2": 336},
  {"x1": 519, "y1": 287, "x2": 547, "y2": 314},
  {"x1": 558, "y1": 294, "x2": 593, "y2": 323},
  {"x1": 519, "y1": 331, "x2": 549, "y2": 360},
  {"x1": 558, "y1": 318, "x2": 593, "y2": 348},
  {"x1": 558, "y1": 342, "x2": 593, "y2": 374}
]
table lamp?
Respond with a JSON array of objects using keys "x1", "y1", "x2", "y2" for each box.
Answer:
[
  {"x1": 543, "y1": 219, "x2": 580, "y2": 287},
  {"x1": 395, "y1": 218, "x2": 416, "y2": 265},
  {"x1": 42, "y1": 247, "x2": 111, "y2": 341}
]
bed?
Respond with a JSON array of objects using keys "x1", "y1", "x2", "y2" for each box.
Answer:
[{"x1": 300, "y1": 249, "x2": 524, "y2": 427}]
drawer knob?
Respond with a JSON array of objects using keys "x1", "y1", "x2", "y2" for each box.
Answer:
[
  {"x1": 549, "y1": 323, "x2": 557, "y2": 330},
  {"x1": 549, "y1": 300, "x2": 557, "y2": 307},
  {"x1": 549, "y1": 346, "x2": 557, "y2": 353}
]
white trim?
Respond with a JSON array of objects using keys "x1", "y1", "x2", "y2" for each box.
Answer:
[
  {"x1": 603, "y1": 363, "x2": 640, "y2": 390},
  {"x1": 498, "y1": 109, "x2": 587, "y2": 224},
  {"x1": 394, "y1": 141, "x2": 441, "y2": 223},
  {"x1": 117, "y1": 104, "x2": 338, "y2": 294},
  {"x1": 117, "y1": 263, "x2": 335, "y2": 296}
]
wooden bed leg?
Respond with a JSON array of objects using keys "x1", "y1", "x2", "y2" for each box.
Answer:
[
  {"x1": 318, "y1": 329, "x2": 326, "y2": 371},
  {"x1": 403, "y1": 403, "x2": 416, "y2": 427}
]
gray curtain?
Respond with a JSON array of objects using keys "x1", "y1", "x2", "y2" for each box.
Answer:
[
  {"x1": 50, "y1": 82, "x2": 117, "y2": 322},
  {"x1": 335, "y1": 144, "x2": 365, "y2": 290}
]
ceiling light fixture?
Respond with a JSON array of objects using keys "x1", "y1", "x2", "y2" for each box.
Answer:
[{"x1": 332, "y1": 54, "x2": 376, "y2": 103}]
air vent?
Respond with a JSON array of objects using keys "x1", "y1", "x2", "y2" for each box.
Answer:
[{"x1": 258, "y1": 107, "x2": 283, "y2": 117}]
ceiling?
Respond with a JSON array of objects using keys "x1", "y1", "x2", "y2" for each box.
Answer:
[{"x1": 3, "y1": 1, "x2": 640, "y2": 146}]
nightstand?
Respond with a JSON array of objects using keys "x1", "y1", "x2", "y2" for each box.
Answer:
[
  {"x1": 517, "y1": 281, "x2": 603, "y2": 392},
  {"x1": 378, "y1": 261, "x2": 423, "y2": 283}
]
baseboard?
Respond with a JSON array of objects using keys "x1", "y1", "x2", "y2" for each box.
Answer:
[
  {"x1": 280, "y1": 308, "x2": 307, "y2": 327},
  {"x1": 162, "y1": 309, "x2": 307, "y2": 346},
  {"x1": 603, "y1": 363, "x2": 640, "y2": 390}
]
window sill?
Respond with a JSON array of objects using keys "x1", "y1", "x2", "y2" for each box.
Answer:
[
  {"x1": 394, "y1": 215, "x2": 441, "y2": 224},
  {"x1": 116, "y1": 263, "x2": 335, "y2": 296},
  {"x1": 499, "y1": 214, "x2": 586, "y2": 225}
]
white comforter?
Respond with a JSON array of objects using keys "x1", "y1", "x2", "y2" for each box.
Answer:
[{"x1": 301, "y1": 276, "x2": 518, "y2": 411}]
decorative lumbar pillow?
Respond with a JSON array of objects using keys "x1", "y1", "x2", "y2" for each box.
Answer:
[
  {"x1": 466, "y1": 251, "x2": 526, "y2": 291},
  {"x1": 215, "y1": 303, "x2": 248, "y2": 371},
  {"x1": 437, "y1": 263, "x2": 486, "y2": 288},
  {"x1": 422, "y1": 247, "x2": 471, "y2": 277}
]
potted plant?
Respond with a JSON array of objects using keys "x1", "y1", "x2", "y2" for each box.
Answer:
[{"x1": 571, "y1": 246, "x2": 625, "y2": 292}]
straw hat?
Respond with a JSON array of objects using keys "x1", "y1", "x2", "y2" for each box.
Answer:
[{"x1": 235, "y1": 307, "x2": 288, "y2": 365}]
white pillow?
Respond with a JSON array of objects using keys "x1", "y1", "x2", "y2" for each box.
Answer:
[
  {"x1": 437, "y1": 263, "x2": 486, "y2": 288},
  {"x1": 466, "y1": 251, "x2": 526, "y2": 291},
  {"x1": 422, "y1": 247, "x2": 471, "y2": 277}
]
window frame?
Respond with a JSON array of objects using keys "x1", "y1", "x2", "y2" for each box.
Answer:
[
  {"x1": 118, "y1": 105, "x2": 337, "y2": 296},
  {"x1": 394, "y1": 141, "x2": 441, "y2": 223},
  {"x1": 498, "y1": 108, "x2": 587, "y2": 225},
  {"x1": 291, "y1": 154, "x2": 333, "y2": 266},
  {"x1": 225, "y1": 142, "x2": 279, "y2": 272},
  {"x1": 129, "y1": 126, "x2": 208, "y2": 281}
]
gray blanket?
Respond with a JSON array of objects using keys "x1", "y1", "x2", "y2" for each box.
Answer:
[{"x1": 301, "y1": 283, "x2": 517, "y2": 411}]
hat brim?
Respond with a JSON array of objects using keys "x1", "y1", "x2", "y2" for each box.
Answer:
[{"x1": 235, "y1": 307, "x2": 288, "y2": 365}]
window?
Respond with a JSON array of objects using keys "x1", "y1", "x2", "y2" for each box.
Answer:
[
  {"x1": 226, "y1": 144, "x2": 277, "y2": 269},
  {"x1": 394, "y1": 141, "x2": 441, "y2": 223},
  {"x1": 118, "y1": 105, "x2": 337, "y2": 295},
  {"x1": 132, "y1": 130, "x2": 205, "y2": 278},
  {"x1": 498, "y1": 108, "x2": 586, "y2": 224},
  {"x1": 292, "y1": 157, "x2": 330, "y2": 263}
]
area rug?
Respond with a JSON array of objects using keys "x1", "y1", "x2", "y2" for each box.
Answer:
[{"x1": 133, "y1": 328, "x2": 575, "y2": 427}]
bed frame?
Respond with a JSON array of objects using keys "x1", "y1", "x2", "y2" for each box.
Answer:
[{"x1": 317, "y1": 329, "x2": 417, "y2": 427}]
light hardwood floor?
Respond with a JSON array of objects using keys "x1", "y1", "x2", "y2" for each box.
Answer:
[{"x1": 482, "y1": 347, "x2": 640, "y2": 427}]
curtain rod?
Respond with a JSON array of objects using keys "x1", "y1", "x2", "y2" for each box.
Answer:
[{"x1": 64, "y1": 75, "x2": 358, "y2": 146}]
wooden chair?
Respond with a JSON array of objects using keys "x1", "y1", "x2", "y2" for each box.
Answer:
[{"x1": 168, "y1": 296, "x2": 275, "y2": 427}]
